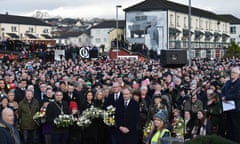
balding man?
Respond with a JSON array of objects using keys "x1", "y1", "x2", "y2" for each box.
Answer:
[
  {"x1": 222, "y1": 67, "x2": 240, "y2": 142},
  {"x1": 104, "y1": 82, "x2": 124, "y2": 144},
  {"x1": 115, "y1": 88, "x2": 139, "y2": 144},
  {"x1": 0, "y1": 108, "x2": 20, "y2": 144},
  {"x1": 104, "y1": 82, "x2": 123, "y2": 108}
]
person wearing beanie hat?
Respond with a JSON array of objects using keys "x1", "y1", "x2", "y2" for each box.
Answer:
[
  {"x1": 69, "y1": 101, "x2": 78, "y2": 114},
  {"x1": 149, "y1": 110, "x2": 170, "y2": 144},
  {"x1": 153, "y1": 110, "x2": 168, "y2": 124}
]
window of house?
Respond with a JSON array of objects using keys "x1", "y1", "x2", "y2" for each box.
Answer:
[
  {"x1": 79, "y1": 38, "x2": 81, "y2": 42},
  {"x1": 11, "y1": 26, "x2": 17, "y2": 32},
  {"x1": 206, "y1": 21, "x2": 208, "y2": 30},
  {"x1": 95, "y1": 38, "x2": 101, "y2": 43},
  {"x1": 196, "y1": 19, "x2": 198, "y2": 29},
  {"x1": 209, "y1": 21, "x2": 212, "y2": 30},
  {"x1": 176, "y1": 16, "x2": 180, "y2": 26},
  {"x1": 221, "y1": 23, "x2": 224, "y2": 32},
  {"x1": 230, "y1": 38, "x2": 236, "y2": 43},
  {"x1": 184, "y1": 17, "x2": 187, "y2": 28},
  {"x1": 170, "y1": 14, "x2": 174, "y2": 26},
  {"x1": 230, "y1": 26, "x2": 236, "y2": 34},
  {"x1": 199, "y1": 19, "x2": 203, "y2": 29},
  {"x1": 28, "y1": 27, "x2": 34, "y2": 33},
  {"x1": 43, "y1": 29, "x2": 49, "y2": 33},
  {"x1": 96, "y1": 29, "x2": 100, "y2": 34}
]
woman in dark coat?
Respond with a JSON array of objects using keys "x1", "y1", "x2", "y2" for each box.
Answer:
[
  {"x1": 94, "y1": 89, "x2": 111, "y2": 144},
  {"x1": 81, "y1": 90, "x2": 99, "y2": 144},
  {"x1": 206, "y1": 92, "x2": 222, "y2": 134}
]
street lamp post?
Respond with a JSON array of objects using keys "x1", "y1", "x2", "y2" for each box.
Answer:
[
  {"x1": 116, "y1": 5, "x2": 122, "y2": 59},
  {"x1": 188, "y1": 0, "x2": 192, "y2": 66}
]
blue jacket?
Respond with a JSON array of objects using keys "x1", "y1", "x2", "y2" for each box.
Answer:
[{"x1": 222, "y1": 78, "x2": 240, "y2": 111}]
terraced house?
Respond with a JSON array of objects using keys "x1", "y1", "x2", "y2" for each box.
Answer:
[{"x1": 0, "y1": 13, "x2": 53, "y2": 45}]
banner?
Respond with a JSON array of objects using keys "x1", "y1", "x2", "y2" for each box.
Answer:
[{"x1": 54, "y1": 50, "x2": 65, "y2": 61}]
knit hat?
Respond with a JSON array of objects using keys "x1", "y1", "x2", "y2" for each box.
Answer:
[
  {"x1": 153, "y1": 110, "x2": 168, "y2": 123},
  {"x1": 69, "y1": 101, "x2": 78, "y2": 112},
  {"x1": 85, "y1": 81, "x2": 92, "y2": 87}
]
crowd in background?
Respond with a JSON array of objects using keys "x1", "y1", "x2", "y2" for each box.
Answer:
[{"x1": 0, "y1": 54, "x2": 240, "y2": 144}]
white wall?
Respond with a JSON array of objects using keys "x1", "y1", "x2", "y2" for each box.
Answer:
[{"x1": 91, "y1": 28, "x2": 112, "y2": 50}]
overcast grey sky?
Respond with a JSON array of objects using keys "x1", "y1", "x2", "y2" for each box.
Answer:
[{"x1": 0, "y1": 0, "x2": 239, "y2": 19}]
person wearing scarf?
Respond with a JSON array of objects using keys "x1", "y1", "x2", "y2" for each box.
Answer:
[{"x1": 0, "y1": 107, "x2": 21, "y2": 144}]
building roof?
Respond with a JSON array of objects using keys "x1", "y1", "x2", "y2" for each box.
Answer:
[
  {"x1": 92, "y1": 20, "x2": 125, "y2": 29},
  {"x1": 0, "y1": 14, "x2": 51, "y2": 26},
  {"x1": 124, "y1": 0, "x2": 227, "y2": 22},
  {"x1": 53, "y1": 31, "x2": 90, "y2": 39},
  {"x1": 218, "y1": 14, "x2": 240, "y2": 24}
]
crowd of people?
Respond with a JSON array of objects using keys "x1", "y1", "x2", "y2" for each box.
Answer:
[{"x1": 0, "y1": 54, "x2": 239, "y2": 144}]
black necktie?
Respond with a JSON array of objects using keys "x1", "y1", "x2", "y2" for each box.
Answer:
[{"x1": 124, "y1": 101, "x2": 128, "y2": 108}]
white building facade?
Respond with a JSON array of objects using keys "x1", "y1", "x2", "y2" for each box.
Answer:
[
  {"x1": 125, "y1": 0, "x2": 230, "y2": 59},
  {"x1": 90, "y1": 20, "x2": 125, "y2": 52},
  {"x1": 91, "y1": 28, "x2": 111, "y2": 50},
  {"x1": 230, "y1": 24, "x2": 240, "y2": 45},
  {"x1": 0, "y1": 14, "x2": 52, "y2": 40},
  {"x1": 219, "y1": 15, "x2": 240, "y2": 46}
]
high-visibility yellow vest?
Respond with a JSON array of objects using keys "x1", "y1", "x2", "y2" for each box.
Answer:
[{"x1": 151, "y1": 129, "x2": 170, "y2": 144}]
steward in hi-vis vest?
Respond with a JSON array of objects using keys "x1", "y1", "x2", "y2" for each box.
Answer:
[{"x1": 150, "y1": 110, "x2": 170, "y2": 144}]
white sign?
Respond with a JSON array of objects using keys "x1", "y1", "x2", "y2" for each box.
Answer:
[
  {"x1": 54, "y1": 50, "x2": 65, "y2": 61},
  {"x1": 222, "y1": 100, "x2": 236, "y2": 112},
  {"x1": 79, "y1": 47, "x2": 89, "y2": 58}
]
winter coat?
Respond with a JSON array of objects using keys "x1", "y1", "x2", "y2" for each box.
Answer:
[{"x1": 18, "y1": 98, "x2": 39, "y2": 130}]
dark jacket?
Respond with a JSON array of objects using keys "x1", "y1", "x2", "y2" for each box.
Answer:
[
  {"x1": 222, "y1": 78, "x2": 240, "y2": 111},
  {"x1": 18, "y1": 98, "x2": 39, "y2": 130},
  {"x1": 104, "y1": 92, "x2": 123, "y2": 108},
  {"x1": 116, "y1": 99, "x2": 139, "y2": 144},
  {"x1": 46, "y1": 101, "x2": 69, "y2": 133},
  {"x1": 14, "y1": 87, "x2": 25, "y2": 103},
  {"x1": 34, "y1": 90, "x2": 47, "y2": 107},
  {"x1": 0, "y1": 121, "x2": 20, "y2": 144}
]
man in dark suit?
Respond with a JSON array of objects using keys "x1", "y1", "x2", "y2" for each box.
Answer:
[
  {"x1": 115, "y1": 87, "x2": 139, "y2": 144},
  {"x1": 104, "y1": 82, "x2": 123, "y2": 144},
  {"x1": 34, "y1": 83, "x2": 47, "y2": 107},
  {"x1": 63, "y1": 83, "x2": 75, "y2": 104},
  {"x1": 104, "y1": 82, "x2": 123, "y2": 108}
]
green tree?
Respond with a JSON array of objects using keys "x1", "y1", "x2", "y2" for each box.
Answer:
[{"x1": 225, "y1": 42, "x2": 240, "y2": 57}]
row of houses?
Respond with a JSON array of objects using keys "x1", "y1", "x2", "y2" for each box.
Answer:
[
  {"x1": 0, "y1": 14, "x2": 52, "y2": 40},
  {"x1": 0, "y1": 0, "x2": 240, "y2": 59}
]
